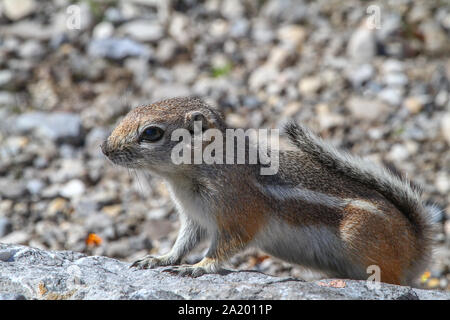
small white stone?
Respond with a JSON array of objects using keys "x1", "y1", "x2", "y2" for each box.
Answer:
[
  {"x1": 435, "y1": 174, "x2": 449, "y2": 194},
  {"x1": 298, "y1": 76, "x2": 322, "y2": 96},
  {"x1": 2, "y1": 0, "x2": 35, "y2": 21},
  {"x1": 60, "y1": 179, "x2": 85, "y2": 198},
  {"x1": 93, "y1": 22, "x2": 114, "y2": 39},
  {"x1": 387, "y1": 144, "x2": 409, "y2": 161},
  {"x1": 441, "y1": 113, "x2": 450, "y2": 145}
]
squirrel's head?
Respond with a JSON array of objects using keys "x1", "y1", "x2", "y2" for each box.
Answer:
[{"x1": 101, "y1": 97, "x2": 225, "y2": 175}]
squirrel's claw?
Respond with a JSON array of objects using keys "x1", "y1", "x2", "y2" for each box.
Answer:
[
  {"x1": 130, "y1": 255, "x2": 174, "y2": 270},
  {"x1": 162, "y1": 265, "x2": 207, "y2": 278}
]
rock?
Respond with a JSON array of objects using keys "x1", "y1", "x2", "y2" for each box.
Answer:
[
  {"x1": 387, "y1": 144, "x2": 409, "y2": 162},
  {"x1": 383, "y1": 73, "x2": 408, "y2": 87},
  {"x1": 298, "y1": 76, "x2": 322, "y2": 96},
  {"x1": 155, "y1": 38, "x2": 177, "y2": 63},
  {"x1": 0, "y1": 178, "x2": 26, "y2": 199},
  {"x1": 347, "y1": 97, "x2": 389, "y2": 121},
  {"x1": 0, "y1": 70, "x2": 13, "y2": 87},
  {"x1": 2, "y1": 0, "x2": 36, "y2": 21},
  {"x1": 346, "y1": 64, "x2": 374, "y2": 87},
  {"x1": 60, "y1": 179, "x2": 86, "y2": 199},
  {"x1": 403, "y1": 96, "x2": 425, "y2": 114},
  {"x1": 277, "y1": 25, "x2": 306, "y2": 49},
  {"x1": 0, "y1": 217, "x2": 12, "y2": 237},
  {"x1": 221, "y1": 0, "x2": 245, "y2": 19},
  {"x1": 0, "y1": 293, "x2": 26, "y2": 300},
  {"x1": 119, "y1": 20, "x2": 164, "y2": 42},
  {"x1": 15, "y1": 112, "x2": 82, "y2": 144},
  {"x1": 169, "y1": 13, "x2": 192, "y2": 46},
  {"x1": 18, "y1": 40, "x2": 45, "y2": 59},
  {"x1": 26, "y1": 179, "x2": 45, "y2": 195},
  {"x1": 420, "y1": 21, "x2": 448, "y2": 54},
  {"x1": 87, "y1": 38, "x2": 151, "y2": 60},
  {"x1": 261, "y1": 0, "x2": 308, "y2": 23},
  {"x1": 229, "y1": 19, "x2": 249, "y2": 38},
  {"x1": 92, "y1": 22, "x2": 114, "y2": 39},
  {"x1": 0, "y1": 91, "x2": 15, "y2": 106},
  {"x1": 347, "y1": 20, "x2": 377, "y2": 64},
  {"x1": 0, "y1": 231, "x2": 29, "y2": 245},
  {"x1": 0, "y1": 244, "x2": 449, "y2": 300},
  {"x1": 248, "y1": 65, "x2": 278, "y2": 90},
  {"x1": 441, "y1": 113, "x2": 450, "y2": 145},
  {"x1": 0, "y1": 21, "x2": 54, "y2": 40},
  {"x1": 435, "y1": 174, "x2": 449, "y2": 194},
  {"x1": 378, "y1": 88, "x2": 404, "y2": 106}
]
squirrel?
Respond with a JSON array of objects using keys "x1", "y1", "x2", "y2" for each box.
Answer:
[{"x1": 101, "y1": 96, "x2": 435, "y2": 286}]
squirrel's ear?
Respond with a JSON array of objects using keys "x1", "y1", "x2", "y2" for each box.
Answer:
[{"x1": 185, "y1": 110, "x2": 219, "y2": 133}]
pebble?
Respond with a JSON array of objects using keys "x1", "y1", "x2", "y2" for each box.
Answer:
[
  {"x1": 378, "y1": 88, "x2": 404, "y2": 106},
  {"x1": 26, "y1": 179, "x2": 45, "y2": 195},
  {"x1": 15, "y1": 112, "x2": 82, "y2": 143},
  {"x1": 0, "y1": 217, "x2": 12, "y2": 237},
  {"x1": 0, "y1": 70, "x2": 13, "y2": 87},
  {"x1": 298, "y1": 76, "x2": 322, "y2": 96},
  {"x1": 277, "y1": 25, "x2": 306, "y2": 48},
  {"x1": 346, "y1": 20, "x2": 377, "y2": 64},
  {"x1": 18, "y1": 40, "x2": 45, "y2": 59},
  {"x1": 2, "y1": 0, "x2": 36, "y2": 21},
  {"x1": 92, "y1": 22, "x2": 115, "y2": 39},
  {"x1": 88, "y1": 38, "x2": 151, "y2": 60},
  {"x1": 60, "y1": 179, "x2": 86, "y2": 199},
  {"x1": 347, "y1": 97, "x2": 389, "y2": 121},
  {"x1": 441, "y1": 113, "x2": 450, "y2": 145},
  {"x1": 403, "y1": 96, "x2": 424, "y2": 114},
  {"x1": 119, "y1": 20, "x2": 164, "y2": 42},
  {"x1": 347, "y1": 64, "x2": 374, "y2": 87}
]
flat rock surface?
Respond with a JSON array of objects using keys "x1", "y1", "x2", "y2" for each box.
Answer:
[{"x1": 0, "y1": 244, "x2": 448, "y2": 300}]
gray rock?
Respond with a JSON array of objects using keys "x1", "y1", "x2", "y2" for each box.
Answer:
[
  {"x1": 0, "y1": 91, "x2": 15, "y2": 106},
  {"x1": 2, "y1": 0, "x2": 36, "y2": 21},
  {"x1": 378, "y1": 87, "x2": 404, "y2": 106},
  {"x1": 0, "y1": 244, "x2": 449, "y2": 300},
  {"x1": 0, "y1": 178, "x2": 26, "y2": 199},
  {"x1": 0, "y1": 217, "x2": 12, "y2": 238},
  {"x1": 18, "y1": 40, "x2": 45, "y2": 59},
  {"x1": 347, "y1": 21, "x2": 377, "y2": 64},
  {"x1": 87, "y1": 38, "x2": 151, "y2": 60},
  {"x1": 0, "y1": 292, "x2": 26, "y2": 300},
  {"x1": 347, "y1": 64, "x2": 374, "y2": 87},
  {"x1": 0, "y1": 70, "x2": 13, "y2": 87},
  {"x1": 441, "y1": 113, "x2": 450, "y2": 145},
  {"x1": 26, "y1": 179, "x2": 45, "y2": 195},
  {"x1": 261, "y1": 0, "x2": 308, "y2": 23},
  {"x1": 15, "y1": 112, "x2": 82, "y2": 144},
  {"x1": 347, "y1": 97, "x2": 389, "y2": 121},
  {"x1": 119, "y1": 20, "x2": 164, "y2": 42},
  {"x1": 60, "y1": 179, "x2": 86, "y2": 199}
]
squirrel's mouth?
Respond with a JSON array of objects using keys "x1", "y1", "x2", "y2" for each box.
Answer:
[{"x1": 101, "y1": 141, "x2": 138, "y2": 168}]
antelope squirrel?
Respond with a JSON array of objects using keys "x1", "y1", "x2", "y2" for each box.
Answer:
[{"x1": 101, "y1": 97, "x2": 434, "y2": 285}]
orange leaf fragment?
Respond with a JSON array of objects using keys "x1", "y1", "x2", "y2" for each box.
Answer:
[{"x1": 86, "y1": 233, "x2": 103, "y2": 246}]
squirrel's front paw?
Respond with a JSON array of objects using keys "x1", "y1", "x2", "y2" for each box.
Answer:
[
  {"x1": 130, "y1": 255, "x2": 176, "y2": 269},
  {"x1": 162, "y1": 258, "x2": 219, "y2": 277}
]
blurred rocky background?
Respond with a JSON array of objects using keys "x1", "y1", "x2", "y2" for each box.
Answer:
[{"x1": 0, "y1": 0, "x2": 448, "y2": 291}]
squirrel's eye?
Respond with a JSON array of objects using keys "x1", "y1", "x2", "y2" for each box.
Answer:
[{"x1": 140, "y1": 126, "x2": 164, "y2": 142}]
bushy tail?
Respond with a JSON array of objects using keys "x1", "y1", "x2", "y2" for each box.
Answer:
[{"x1": 285, "y1": 122, "x2": 434, "y2": 274}]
